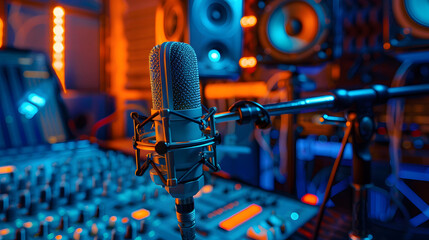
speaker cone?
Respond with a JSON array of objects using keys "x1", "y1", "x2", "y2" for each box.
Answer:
[
  {"x1": 393, "y1": 0, "x2": 429, "y2": 39},
  {"x1": 259, "y1": 0, "x2": 328, "y2": 63},
  {"x1": 156, "y1": 0, "x2": 187, "y2": 44}
]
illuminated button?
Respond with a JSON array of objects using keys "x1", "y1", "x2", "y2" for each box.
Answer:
[
  {"x1": 201, "y1": 185, "x2": 213, "y2": 194},
  {"x1": 208, "y1": 49, "x2": 221, "y2": 63},
  {"x1": 301, "y1": 193, "x2": 318, "y2": 205},
  {"x1": 90, "y1": 223, "x2": 98, "y2": 236},
  {"x1": 108, "y1": 216, "x2": 117, "y2": 228},
  {"x1": 55, "y1": 235, "x2": 63, "y2": 240},
  {"x1": 131, "y1": 209, "x2": 150, "y2": 220},
  {"x1": 0, "y1": 165, "x2": 15, "y2": 174},
  {"x1": 23, "y1": 222, "x2": 33, "y2": 228},
  {"x1": 28, "y1": 93, "x2": 46, "y2": 107},
  {"x1": 0, "y1": 228, "x2": 10, "y2": 236},
  {"x1": 73, "y1": 228, "x2": 83, "y2": 240},
  {"x1": 290, "y1": 212, "x2": 299, "y2": 221},
  {"x1": 219, "y1": 204, "x2": 263, "y2": 231}
]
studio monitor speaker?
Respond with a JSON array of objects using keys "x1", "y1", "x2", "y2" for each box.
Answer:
[
  {"x1": 385, "y1": 0, "x2": 429, "y2": 50},
  {"x1": 156, "y1": 0, "x2": 243, "y2": 79}
]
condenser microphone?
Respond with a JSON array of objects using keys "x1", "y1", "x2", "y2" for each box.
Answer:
[
  {"x1": 147, "y1": 41, "x2": 206, "y2": 240},
  {"x1": 131, "y1": 41, "x2": 219, "y2": 240},
  {"x1": 149, "y1": 42, "x2": 204, "y2": 197}
]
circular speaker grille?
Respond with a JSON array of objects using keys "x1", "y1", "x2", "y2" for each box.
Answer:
[
  {"x1": 393, "y1": 0, "x2": 429, "y2": 39},
  {"x1": 191, "y1": 0, "x2": 234, "y2": 36},
  {"x1": 155, "y1": 0, "x2": 186, "y2": 43},
  {"x1": 258, "y1": 0, "x2": 328, "y2": 63}
]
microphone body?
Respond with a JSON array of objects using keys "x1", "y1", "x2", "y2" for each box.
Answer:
[{"x1": 149, "y1": 41, "x2": 205, "y2": 199}]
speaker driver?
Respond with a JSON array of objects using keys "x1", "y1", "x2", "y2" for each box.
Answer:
[
  {"x1": 156, "y1": 0, "x2": 187, "y2": 44},
  {"x1": 393, "y1": 0, "x2": 429, "y2": 39},
  {"x1": 259, "y1": 0, "x2": 328, "y2": 63},
  {"x1": 191, "y1": 0, "x2": 235, "y2": 36}
]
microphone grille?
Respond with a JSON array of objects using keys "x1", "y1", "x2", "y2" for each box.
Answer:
[
  {"x1": 149, "y1": 42, "x2": 201, "y2": 110},
  {"x1": 149, "y1": 45, "x2": 163, "y2": 110}
]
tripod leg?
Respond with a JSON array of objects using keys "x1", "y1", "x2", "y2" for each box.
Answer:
[{"x1": 313, "y1": 114, "x2": 356, "y2": 240}]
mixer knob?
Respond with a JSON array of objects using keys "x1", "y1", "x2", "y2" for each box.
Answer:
[
  {"x1": 58, "y1": 215, "x2": 69, "y2": 230},
  {"x1": 36, "y1": 165, "x2": 45, "y2": 185},
  {"x1": 19, "y1": 190, "x2": 30, "y2": 209},
  {"x1": 108, "y1": 216, "x2": 118, "y2": 228},
  {"x1": 94, "y1": 204, "x2": 103, "y2": 218},
  {"x1": 28, "y1": 200, "x2": 40, "y2": 215},
  {"x1": 59, "y1": 181, "x2": 69, "y2": 199},
  {"x1": 73, "y1": 228, "x2": 86, "y2": 240},
  {"x1": 90, "y1": 223, "x2": 99, "y2": 236},
  {"x1": 17, "y1": 176, "x2": 26, "y2": 190},
  {"x1": 280, "y1": 224, "x2": 286, "y2": 234},
  {"x1": 14, "y1": 228, "x2": 27, "y2": 240},
  {"x1": 40, "y1": 185, "x2": 52, "y2": 203},
  {"x1": 35, "y1": 221, "x2": 48, "y2": 237},
  {"x1": 78, "y1": 208, "x2": 88, "y2": 223},
  {"x1": 0, "y1": 194, "x2": 9, "y2": 213},
  {"x1": 123, "y1": 219, "x2": 136, "y2": 239},
  {"x1": 139, "y1": 220, "x2": 148, "y2": 234},
  {"x1": 5, "y1": 204, "x2": 17, "y2": 221},
  {"x1": 110, "y1": 229, "x2": 121, "y2": 240}
]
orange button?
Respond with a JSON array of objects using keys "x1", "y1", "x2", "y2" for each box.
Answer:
[
  {"x1": 219, "y1": 204, "x2": 262, "y2": 231},
  {"x1": 131, "y1": 208, "x2": 150, "y2": 220}
]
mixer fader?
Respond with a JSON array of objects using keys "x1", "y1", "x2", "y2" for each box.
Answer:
[{"x1": 0, "y1": 141, "x2": 317, "y2": 239}]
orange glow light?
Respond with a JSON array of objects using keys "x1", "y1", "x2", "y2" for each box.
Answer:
[
  {"x1": 45, "y1": 216, "x2": 54, "y2": 222},
  {"x1": 239, "y1": 56, "x2": 257, "y2": 68},
  {"x1": 301, "y1": 193, "x2": 319, "y2": 205},
  {"x1": 76, "y1": 228, "x2": 82, "y2": 234},
  {"x1": 0, "y1": 18, "x2": 3, "y2": 48},
  {"x1": 23, "y1": 222, "x2": 33, "y2": 228},
  {"x1": 55, "y1": 235, "x2": 62, "y2": 240},
  {"x1": 383, "y1": 42, "x2": 391, "y2": 50},
  {"x1": 205, "y1": 81, "x2": 267, "y2": 99},
  {"x1": 121, "y1": 217, "x2": 129, "y2": 223},
  {"x1": 0, "y1": 165, "x2": 15, "y2": 174},
  {"x1": 219, "y1": 204, "x2": 263, "y2": 231},
  {"x1": 53, "y1": 7, "x2": 65, "y2": 17},
  {"x1": 240, "y1": 15, "x2": 257, "y2": 28},
  {"x1": 0, "y1": 229, "x2": 10, "y2": 235},
  {"x1": 52, "y1": 6, "x2": 66, "y2": 93},
  {"x1": 201, "y1": 185, "x2": 213, "y2": 194},
  {"x1": 131, "y1": 209, "x2": 150, "y2": 220},
  {"x1": 109, "y1": 216, "x2": 117, "y2": 222}
]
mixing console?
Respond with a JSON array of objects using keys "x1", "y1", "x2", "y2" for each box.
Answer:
[{"x1": 0, "y1": 141, "x2": 317, "y2": 240}]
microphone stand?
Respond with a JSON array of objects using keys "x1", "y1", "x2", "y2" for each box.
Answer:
[
  {"x1": 213, "y1": 84, "x2": 429, "y2": 240},
  {"x1": 131, "y1": 84, "x2": 429, "y2": 240}
]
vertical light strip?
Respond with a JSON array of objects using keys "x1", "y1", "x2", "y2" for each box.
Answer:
[
  {"x1": 52, "y1": 6, "x2": 66, "y2": 92},
  {"x1": 0, "y1": 18, "x2": 3, "y2": 48}
]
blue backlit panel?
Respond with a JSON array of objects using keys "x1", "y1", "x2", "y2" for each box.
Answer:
[{"x1": 0, "y1": 49, "x2": 70, "y2": 149}]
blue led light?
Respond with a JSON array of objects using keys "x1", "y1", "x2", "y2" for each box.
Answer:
[
  {"x1": 47, "y1": 233, "x2": 54, "y2": 240},
  {"x1": 18, "y1": 102, "x2": 39, "y2": 119},
  {"x1": 413, "y1": 139, "x2": 424, "y2": 149},
  {"x1": 291, "y1": 212, "x2": 300, "y2": 221},
  {"x1": 208, "y1": 49, "x2": 221, "y2": 63},
  {"x1": 28, "y1": 93, "x2": 46, "y2": 107}
]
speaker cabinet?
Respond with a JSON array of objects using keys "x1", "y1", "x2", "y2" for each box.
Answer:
[
  {"x1": 155, "y1": 0, "x2": 188, "y2": 43},
  {"x1": 256, "y1": 0, "x2": 339, "y2": 65},
  {"x1": 156, "y1": 0, "x2": 243, "y2": 79},
  {"x1": 385, "y1": 0, "x2": 429, "y2": 50}
]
